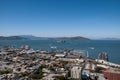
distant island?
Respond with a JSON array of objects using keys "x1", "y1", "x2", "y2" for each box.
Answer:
[
  {"x1": 0, "y1": 35, "x2": 90, "y2": 40},
  {"x1": 20, "y1": 35, "x2": 90, "y2": 40},
  {"x1": 100, "y1": 38, "x2": 120, "y2": 40},
  {"x1": 61, "y1": 36, "x2": 90, "y2": 40}
]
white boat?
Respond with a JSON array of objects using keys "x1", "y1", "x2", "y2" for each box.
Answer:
[
  {"x1": 57, "y1": 40, "x2": 66, "y2": 43},
  {"x1": 90, "y1": 47, "x2": 95, "y2": 50}
]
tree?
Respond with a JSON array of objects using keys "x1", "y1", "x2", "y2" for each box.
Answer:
[
  {"x1": 55, "y1": 76, "x2": 66, "y2": 80},
  {"x1": 0, "y1": 69, "x2": 10, "y2": 74},
  {"x1": 95, "y1": 67, "x2": 102, "y2": 73}
]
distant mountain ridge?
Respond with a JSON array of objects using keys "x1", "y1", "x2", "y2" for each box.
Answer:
[
  {"x1": 20, "y1": 35, "x2": 90, "y2": 40},
  {"x1": 0, "y1": 36, "x2": 27, "y2": 40},
  {"x1": 0, "y1": 35, "x2": 90, "y2": 40},
  {"x1": 101, "y1": 38, "x2": 120, "y2": 40},
  {"x1": 19, "y1": 35, "x2": 49, "y2": 40},
  {"x1": 61, "y1": 36, "x2": 90, "y2": 40}
]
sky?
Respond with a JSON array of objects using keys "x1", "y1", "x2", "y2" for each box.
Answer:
[{"x1": 0, "y1": 0, "x2": 120, "y2": 39}]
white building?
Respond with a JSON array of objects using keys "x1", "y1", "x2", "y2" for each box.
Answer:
[
  {"x1": 55, "y1": 54, "x2": 65, "y2": 58},
  {"x1": 71, "y1": 66, "x2": 82, "y2": 79}
]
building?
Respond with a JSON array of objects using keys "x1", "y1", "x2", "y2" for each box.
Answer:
[
  {"x1": 98, "y1": 52, "x2": 108, "y2": 61},
  {"x1": 55, "y1": 54, "x2": 65, "y2": 58},
  {"x1": 71, "y1": 66, "x2": 82, "y2": 79},
  {"x1": 103, "y1": 69, "x2": 120, "y2": 80}
]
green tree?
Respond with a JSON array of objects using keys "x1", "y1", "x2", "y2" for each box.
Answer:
[
  {"x1": 55, "y1": 76, "x2": 66, "y2": 80},
  {"x1": 0, "y1": 69, "x2": 10, "y2": 74}
]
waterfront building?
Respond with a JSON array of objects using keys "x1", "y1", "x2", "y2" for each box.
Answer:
[
  {"x1": 55, "y1": 54, "x2": 65, "y2": 58},
  {"x1": 103, "y1": 69, "x2": 120, "y2": 80},
  {"x1": 98, "y1": 52, "x2": 108, "y2": 61},
  {"x1": 71, "y1": 66, "x2": 82, "y2": 79}
]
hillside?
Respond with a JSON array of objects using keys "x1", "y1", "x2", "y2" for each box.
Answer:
[
  {"x1": 61, "y1": 36, "x2": 90, "y2": 40},
  {"x1": 0, "y1": 36, "x2": 27, "y2": 40}
]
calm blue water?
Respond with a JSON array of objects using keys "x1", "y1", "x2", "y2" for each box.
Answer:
[{"x1": 0, "y1": 40, "x2": 120, "y2": 64}]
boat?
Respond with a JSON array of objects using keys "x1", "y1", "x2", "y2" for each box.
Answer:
[
  {"x1": 90, "y1": 47, "x2": 95, "y2": 50},
  {"x1": 57, "y1": 40, "x2": 66, "y2": 43},
  {"x1": 51, "y1": 46, "x2": 57, "y2": 49}
]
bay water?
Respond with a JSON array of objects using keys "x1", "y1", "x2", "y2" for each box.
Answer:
[{"x1": 0, "y1": 40, "x2": 120, "y2": 64}]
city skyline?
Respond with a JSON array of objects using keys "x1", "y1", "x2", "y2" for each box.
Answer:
[{"x1": 0, "y1": 0, "x2": 120, "y2": 39}]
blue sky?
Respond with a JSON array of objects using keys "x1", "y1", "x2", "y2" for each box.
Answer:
[{"x1": 0, "y1": 0, "x2": 120, "y2": 38}]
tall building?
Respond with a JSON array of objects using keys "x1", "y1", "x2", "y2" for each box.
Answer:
[
  {"x1": 71, "y1": 66, "x2": 82, "y2": 79},
  {"x1": 98, "y1": 52, "x2": 108, "y2": 61}
]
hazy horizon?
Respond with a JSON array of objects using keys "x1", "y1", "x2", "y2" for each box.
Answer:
[{"x1": 0, "y1": 0, "x2": 120, "y2": 39}]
